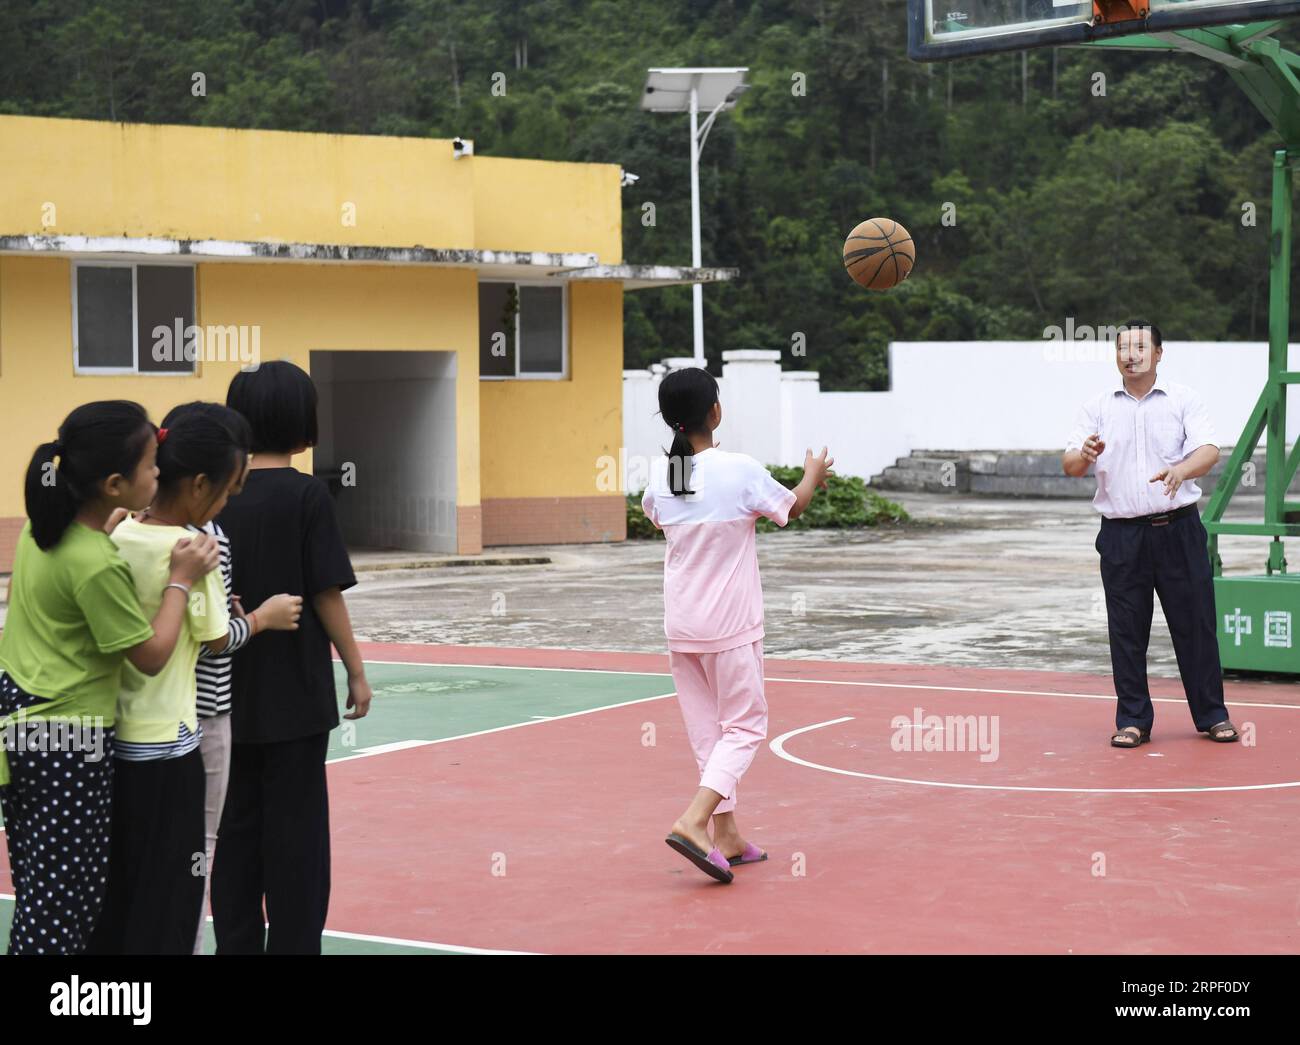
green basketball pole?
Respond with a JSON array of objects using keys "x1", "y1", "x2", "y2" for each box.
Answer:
[{"x1": 1086, "y1": 23, "x2": 1300, "y2": 671}]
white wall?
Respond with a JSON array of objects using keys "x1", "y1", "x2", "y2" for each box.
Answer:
[
  {"x1": 312, "y1": 350, "x2": 458, "y2": 552},
  {"x1": 623, "y1": 342, "x2": 1300, "y2": 486}
]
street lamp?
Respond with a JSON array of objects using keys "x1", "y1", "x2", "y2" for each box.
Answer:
[{"x1": 641, "y1": 67, "x2": 750, "y2": 368}]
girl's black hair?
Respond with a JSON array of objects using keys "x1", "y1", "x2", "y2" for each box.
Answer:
[
  {"x1": 161, "y1": 400, "x2": 253, "y2": 455},
  {"x1": 225, "y1": 360, "x2": 318, "y2": 455},
  {"x1": 657, "y1": 367, "x2": 720, "y2": 496},
  {"x1": 25, "y1": 400, "x2": 155, "y2": 551},
  {"x1": 154, "y1": 401, "x2": 250, "y2": 511}
]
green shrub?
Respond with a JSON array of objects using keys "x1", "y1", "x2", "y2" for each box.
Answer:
[
  {"x1": 626, "y1": 490, "x2": 663, "y2": 539},
  {"x1": 626, "y1": 465, "x2": 909, "y2": 539},
  {"x1": 755, "y1": 466, "x2": 910, "y2": 532}
]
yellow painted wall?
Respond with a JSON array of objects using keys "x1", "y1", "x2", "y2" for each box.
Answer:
[
  {"x1": 473, "y1": 157, "x2": 622, "y2": 262},
  {"x1": 1, "y1": 116, "x2": 473, "y2": 248},
  {"x1": 0, "y1": 256, "x2": 480, "y2": 518},
  {"x1": 0, "y1": 115, "x2": 628, "y2": 543},
  {"x1": 479, "y1": 281, "x2": 623, "y2": 499},
  {"x1": 0, "y1": 115, "x2": 621, "y2": 262}
]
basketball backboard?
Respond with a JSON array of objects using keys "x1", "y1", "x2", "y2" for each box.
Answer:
[{"x1": 908, "y1": 1, "x2": 1300, "y2": 60}]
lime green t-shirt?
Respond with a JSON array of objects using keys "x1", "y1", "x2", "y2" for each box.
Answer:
[
  {"x1": 0, "y1": 520, "x2": 154, "y2": 723},
  {"x1": 111, "y1": 518, "x2": 230, "y2": 744}
]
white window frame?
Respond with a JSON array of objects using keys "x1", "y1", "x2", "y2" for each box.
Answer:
[
  {"x1": 72, "y1": 260, "x2": 198, "y2": 376},
  {"x1": 478, "y1": 279, "x2": 569, "y2": 381}
]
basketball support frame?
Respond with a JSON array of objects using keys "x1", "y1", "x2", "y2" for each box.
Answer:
[{"x1": 1084, "y1": 22, "x2": 1300, "y2": 670}]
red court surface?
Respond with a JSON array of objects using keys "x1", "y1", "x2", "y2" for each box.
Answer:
[{"x1": 328, "y1": 644, "x2": 1300, "y2": 955}]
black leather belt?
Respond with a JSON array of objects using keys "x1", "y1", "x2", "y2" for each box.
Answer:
[{"x1": 1106, "y1": 504, "x2": 1198, "y2": 527}]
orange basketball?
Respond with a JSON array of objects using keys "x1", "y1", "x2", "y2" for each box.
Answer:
[{"x1": 842, "y1": 218, "x2": 915, "y2": 290}]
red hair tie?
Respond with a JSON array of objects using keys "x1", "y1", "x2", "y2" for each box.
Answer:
[{"x1": 157, "y1": 427, "x2": 169, "y2": 445}]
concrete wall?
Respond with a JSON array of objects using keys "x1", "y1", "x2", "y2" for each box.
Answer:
[{"x1": 623, "y1": 342, "x2": 1300, "y2": 486}]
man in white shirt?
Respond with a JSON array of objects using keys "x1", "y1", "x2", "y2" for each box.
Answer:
[{"x1": 1062, "y1": 320, "x2": 1239, "y2": 748}]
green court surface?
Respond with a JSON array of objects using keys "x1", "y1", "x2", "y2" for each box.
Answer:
[
  {"x1": 323, "y1": 660, "x2": 672, "y2": 762},
  {"x1": 1, "y1": 658, "x2": 674, "y2": 955}
]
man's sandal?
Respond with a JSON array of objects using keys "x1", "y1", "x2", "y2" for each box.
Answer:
[
  {"x1": 1204, "y1": 720, "x2": 1240, "y2": 743},
  {"x1": 1110, "y1": 726, "x2": 1150, "y2": 748}
]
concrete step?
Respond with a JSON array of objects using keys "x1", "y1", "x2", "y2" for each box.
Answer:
[
  {"x1": 877, "y1": 461, "x2": 970, "y2": 493},
  {"x1": 886, "y1": 454, "x2": 966, "y2": 474},
  {"x1": 971, "y1": 474, "x2": 1095, "y2": 498}
]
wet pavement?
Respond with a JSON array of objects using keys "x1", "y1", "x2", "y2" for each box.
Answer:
[
  {"x1": 2, "y1": 493, "x2": 1279, "y2": 682},
  {"x1": 343, "y1": 492, "x2": 1283, "y2": 680}
]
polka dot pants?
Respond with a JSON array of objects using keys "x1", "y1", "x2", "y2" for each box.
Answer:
[{"x1": 0, "y1": 673, "x2": 114, "y2": 955}]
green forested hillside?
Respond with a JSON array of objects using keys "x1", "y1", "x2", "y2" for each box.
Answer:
[{"x1": 1, "y1": 0, "x2": 1294, "y2": 387}]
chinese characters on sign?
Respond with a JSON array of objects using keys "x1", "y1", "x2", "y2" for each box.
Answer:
[
  {"x1": 1223, "y1": 608, "x2": 1293, "y2": 649},
  {"x1": 1264, "y1": 610, "x2": 1292, "y2": 649}
]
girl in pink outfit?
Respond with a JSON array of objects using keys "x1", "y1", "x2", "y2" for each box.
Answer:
[{"x1": 641, "y1": 368, "x2": 833, "y2": 884}]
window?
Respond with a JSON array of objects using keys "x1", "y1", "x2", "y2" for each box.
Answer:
[
  {"x1": 478, "y1": 281, "x2": 567, "y2": 379},
  {"x1": 73, "y1": 262, "x2": 196, "y2": 374}
]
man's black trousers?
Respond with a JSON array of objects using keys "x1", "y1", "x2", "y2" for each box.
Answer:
[{"x1": 1096, "y1": 510, "x2": 1229, "y2": 733}]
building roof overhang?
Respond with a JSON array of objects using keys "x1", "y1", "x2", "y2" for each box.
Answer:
[{"x1": 0, "y1": 235, "x2": 736, "y2": 290}]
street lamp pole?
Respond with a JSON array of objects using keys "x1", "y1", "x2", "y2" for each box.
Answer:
[
  {"x1": 641, "y1": 67, "x2": 749, "y2": 371},
  {"x1": 688, "y1": 83, "x2": 704, "y2": 366}
]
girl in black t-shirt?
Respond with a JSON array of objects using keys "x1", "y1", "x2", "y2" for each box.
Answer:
[{"x1": 213, "y1": 361, "x2": 373, "y2": 954}]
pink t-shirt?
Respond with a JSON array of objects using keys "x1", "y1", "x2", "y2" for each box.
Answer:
[{"x1": 641, "y1": 448, "x2": 797, "y2": 653}]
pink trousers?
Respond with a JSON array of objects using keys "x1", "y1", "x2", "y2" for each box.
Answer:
[{"x1": 668, "y1": 639, "x2": 768, "y2": 813}]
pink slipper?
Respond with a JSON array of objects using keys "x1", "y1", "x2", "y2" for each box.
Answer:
[
  {"x1": 727, "y1": 842, "x2": 768, "y2": 867},
  {"x1": 665, "y1": 833, "x2": 734, "y2": 884}
]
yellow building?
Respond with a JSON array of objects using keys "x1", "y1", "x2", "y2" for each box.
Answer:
[{"x1": 0, "y1": 115, "x2": 733, "y2": 570}]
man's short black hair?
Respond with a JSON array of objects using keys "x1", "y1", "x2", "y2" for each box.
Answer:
[
  {"x1": 1117, "y1": 319, "x2": 1163, "y2": 348},
  {"x1": 226, "y1": 360, "x2": 318, "y2": 454}
]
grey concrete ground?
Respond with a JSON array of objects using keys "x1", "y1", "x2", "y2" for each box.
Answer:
[
  {"x1": 0, "y1": 493, "x2": 1280, "y2": 682},
  {"x1": 343, "y1": 492, "x2": 1281, "y2": 680}
]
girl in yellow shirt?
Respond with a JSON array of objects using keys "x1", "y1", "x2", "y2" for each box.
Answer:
[{"x1": 88, "y1": 403, "x2": 295, "y2": 955}]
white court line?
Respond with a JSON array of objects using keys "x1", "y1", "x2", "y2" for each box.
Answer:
[
  {"x1": 348, "y1": 740, "x2": 438, "y2": 758},
  {"x1": 327, "y1": 659, "x2": 1298, "y2": 764},
  {"x1": 770, "y1": 717, "x2": 1300, "y2": 794},
  {"x1": 0, "y1": 894, "x2": 536, "y2": 955},
  {"x1": 328, "y1": 691, "x2": 676, "y2": 764},
  {"x1": 351, "y1": 657, "x2": 670, "y2": 678},
  {"x1": 353, "y1": 658, "x2": 1300, "y2": 711},
  {"x1": 319, "y1": 927, "x2": 537, "y2": 954},
  {"x1": 764, "y1": 675, "x2": 1300, "y2": 712}
]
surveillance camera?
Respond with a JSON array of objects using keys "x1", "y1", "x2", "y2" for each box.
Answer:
[
  {"x1": 452, "y1": 137, "x2": 474, "y2": 159},
  {"x1": 620, "y1": 169, "x2": 640, "y2": 187}
]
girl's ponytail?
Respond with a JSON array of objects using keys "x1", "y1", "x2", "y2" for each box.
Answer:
[
  {"x1": 656, "y1": 367, "x2": 721, "y2": 497},
  {"x1": 25, "y1": 401, "x2": 155, "y2": 551},
  {"x1": 25, "y1": 441, "x2": 78, "y2": 551},
  {"x1": 666, "y1": 426, "x2": 696, "y2": 495}
]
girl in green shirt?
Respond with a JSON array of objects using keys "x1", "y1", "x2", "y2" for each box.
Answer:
[{"x1": 0, "y1": 400, "x2": 218, "y2": 955}]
